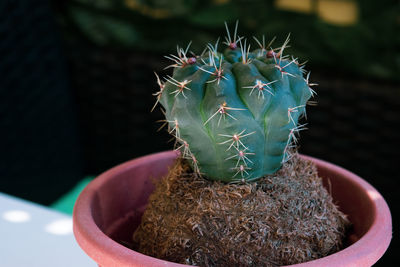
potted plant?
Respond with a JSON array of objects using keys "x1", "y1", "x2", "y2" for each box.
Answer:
[{"x1": 73, "y1": 23, "x2": 392, "y2": 266}]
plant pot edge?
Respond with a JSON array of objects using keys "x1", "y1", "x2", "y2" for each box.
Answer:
[{"x1": 73, "y1": 151, "x2": 392, "y2": 267}]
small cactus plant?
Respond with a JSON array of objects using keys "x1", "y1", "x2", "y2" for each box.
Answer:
[{"x1": 153, "y1": 22, "x2": 315, "y2": 182}]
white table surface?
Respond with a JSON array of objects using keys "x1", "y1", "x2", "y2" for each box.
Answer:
[{"x1": 0, "y1": 192, "x2": 96, "y2": 267}]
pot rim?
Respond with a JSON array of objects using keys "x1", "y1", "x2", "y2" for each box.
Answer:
[{"x1": 73, "y1": 151, "x2": 392, "y2": 267}]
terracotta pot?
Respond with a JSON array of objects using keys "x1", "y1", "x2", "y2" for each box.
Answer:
[{"x1": 73, "y1": 151, "x2": 392, "y2": 267}]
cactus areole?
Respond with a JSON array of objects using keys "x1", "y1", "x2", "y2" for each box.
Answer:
[{"x1": 154, "y1": 23, "x2": 315, "y2": 182}]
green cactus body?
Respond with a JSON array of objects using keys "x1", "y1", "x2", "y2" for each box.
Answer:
[{"x1": 156, "y1": 31, "x2": 313, "y2": 182}]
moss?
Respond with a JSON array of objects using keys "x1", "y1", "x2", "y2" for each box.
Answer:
[{"x1": 133, "y1": 154, "x2": 350, "y2": 266}]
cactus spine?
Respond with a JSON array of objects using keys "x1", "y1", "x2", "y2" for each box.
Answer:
[{"x1": 153, "y1": 22, "x2": 315, "y2": 182}]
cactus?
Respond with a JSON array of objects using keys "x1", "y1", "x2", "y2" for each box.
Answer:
[{"x1": 153, "y1": 22, "x2": 315, "y2": 182}]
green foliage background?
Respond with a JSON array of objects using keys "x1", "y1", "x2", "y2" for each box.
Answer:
[{"x1": 58, "y1": 0, "x2": 399, "y2": 80}]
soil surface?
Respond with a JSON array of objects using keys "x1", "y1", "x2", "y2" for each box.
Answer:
[{"x1": 132, "y1": 154, "x2": 350, "y2": 266}]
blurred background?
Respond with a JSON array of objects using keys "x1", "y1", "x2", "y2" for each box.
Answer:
[{"x1": 0, "y1": 0, "x2": 398, "y2": 265}]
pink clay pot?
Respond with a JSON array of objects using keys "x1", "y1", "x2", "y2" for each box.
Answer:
[{"x1": 73, "y1": 151, "x2": 392, "y2": 267}]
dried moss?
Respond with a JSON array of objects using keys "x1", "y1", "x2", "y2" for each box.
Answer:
[{"x1": 132, "y1": 154, "x2": 350, "y2": 266}]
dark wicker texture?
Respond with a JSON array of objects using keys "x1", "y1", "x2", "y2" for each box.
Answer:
[
  {"x1": 300, "y1": 71, "x2": 399, "y2": 192},
  {"x1": 0, "y1": 0, "x2": 83, "y2": 204},
  {"x1": 64, "y1": 43, "x2": 171, "y2": 174}
]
